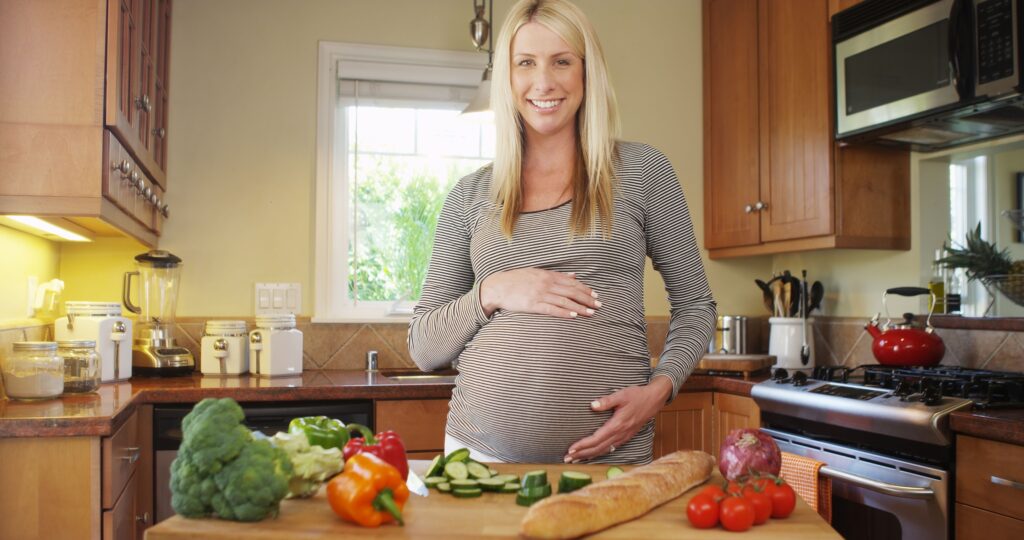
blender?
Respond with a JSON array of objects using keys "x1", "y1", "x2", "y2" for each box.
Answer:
[{"x1": 122, "y1": 250, "x2": 194, "y2": 376}]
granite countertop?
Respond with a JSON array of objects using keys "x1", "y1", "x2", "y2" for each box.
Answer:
[
  {"x1": 0, "y1": 371, "x2": 766, "y2": 439},
  {"x1": 950, "y1": 408, "x2": 1024, "y2": 446}
]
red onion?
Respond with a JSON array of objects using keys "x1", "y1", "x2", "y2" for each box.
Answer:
[{"x1": 718, "y1": 428, "x2": 782, "y2": 481}]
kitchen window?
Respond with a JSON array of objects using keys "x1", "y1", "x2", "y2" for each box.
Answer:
[{"x1": 314, "y1": 43, "x2": 491, "y2": 321}]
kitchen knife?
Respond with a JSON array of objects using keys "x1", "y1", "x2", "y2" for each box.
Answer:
[{"x1": 407, "y1": 470, "x2": 429, "y2": 497}]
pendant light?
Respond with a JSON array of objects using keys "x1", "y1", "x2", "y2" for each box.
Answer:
[{"x1": 462, "y1": 0, "x2": 493, "y2": 119}]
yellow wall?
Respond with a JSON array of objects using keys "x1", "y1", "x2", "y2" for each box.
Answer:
[
  {"x1": 161, "y1": 0, "x2": 770, "y2": 317},
  {"x1": 0, "y1": 225, "x2": 60, "y2": 326},
  {"x1": 59, "y1": 237, "x2": 148, "y2": 308}
]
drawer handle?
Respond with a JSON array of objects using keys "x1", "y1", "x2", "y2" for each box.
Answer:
[
  {"x1": 153, "y1": 127, "x2": 166, "y2": 139},
  {"x1": 992, "y1": 475, "x2": 1024, "y2": 491},
  {"x1": 136, "y1": 512, "x2": 150, "y2": 524},
  {"x1": 160, "y1": 203, "x2": 170, "y2": 218},
  {"x1": 135, "y1": 95, "x2": 152, "y2": 113},
  {"x1": 122, "y1": 446, "x2": 141, "y2": 464}
]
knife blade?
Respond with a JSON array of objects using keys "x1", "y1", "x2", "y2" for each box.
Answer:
[{"x1": 406, "y1": 470, "x2": 429, "y2": 497}]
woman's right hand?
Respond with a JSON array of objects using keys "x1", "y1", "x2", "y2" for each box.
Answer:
[{"x1": 479, "y1": 269, "x2": 601, "y2": 318}]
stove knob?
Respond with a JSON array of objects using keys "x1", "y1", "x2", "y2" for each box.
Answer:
[
  {"x1": 893, "y1": 380, "x2": 914, "y2": 397},
  {"x1": 812, "y1": 366, "x2": 826, "y2": 380},
  {"x1": 792, "y1": 371, "x2": 808, "y2": 387},
  {"x1": 772, "y1": 368, "x2": 789, "y2": 382},
  {"x1": 922, "y1": 386, "x2": 943, "y2": 406}
]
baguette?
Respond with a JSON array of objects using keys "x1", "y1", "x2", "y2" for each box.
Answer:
[{"x1": 519, "y1": 450, "x2": 715, "y2": 539}]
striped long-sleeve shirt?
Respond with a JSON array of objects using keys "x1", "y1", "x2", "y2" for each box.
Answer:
[{"x1": 408, "y1": 141, "x2": 716, "y2": 464}]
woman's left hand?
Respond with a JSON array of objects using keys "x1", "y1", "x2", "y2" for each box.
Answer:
[{"x1": 564, "y1": 376, "x2": 674, "y2": 462}]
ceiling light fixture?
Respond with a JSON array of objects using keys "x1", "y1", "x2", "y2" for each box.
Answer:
[
  {"x1": 462, "y1": 0, "x2": 493, "y2": 119},
  {"x1": 1, "y1": 215, "x2": 93, "y2": 242}
]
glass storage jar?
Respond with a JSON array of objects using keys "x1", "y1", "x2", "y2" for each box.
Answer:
[
  {"x1": 1, "y1": 342, "x2": 64, "y2": 400},
  {"x1": 58, "y1": 340, "x2": 100, "y2": 393}
]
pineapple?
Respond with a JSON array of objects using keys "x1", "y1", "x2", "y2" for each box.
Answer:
[{"x1": 939, "y1": 223, "x2": 1024, "y2": 303}]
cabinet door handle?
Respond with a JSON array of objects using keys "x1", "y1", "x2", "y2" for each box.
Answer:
[
  {"x1": 160, "y1": 204, "x2": 170, "y2": 218},
  {"x1": 153, "y1": 127, "x2": 166, "y2": 139},
  {"x1": 754, "y1": 201, "x2": 768, "y2": 211},
  {"x1": 992, "y1": 475, "x2": 1024, "y2": 491},
  {"x1": 744, "y1": 204, "x2": 754, "y2": 213},
  {"x1": 135, "y1": 95, "x2": 152, "y2": 112},
  {"x1": 111, "y1": 160, "x2": 132, "y2": 177},
  {"x1": 136, "y1": 511, "x2": 150, "y2": 524},
  {"x1": 128, "y1": 171, "x2": 141, "y2": 188},
  {"x1": 122, "y1": 446, "x2": 141, "y2": 464}
]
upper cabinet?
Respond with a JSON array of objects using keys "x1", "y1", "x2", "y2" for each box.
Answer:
[
  {"x1": 703, "y1": 0, "x2": 910, "y2": 259},
  {"x1": 0, "y1": 0, "x2": 173, "y2": 247}
]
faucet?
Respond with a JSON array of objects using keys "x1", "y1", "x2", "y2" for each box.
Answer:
[{"x1": 366, "y1": 350, "x2": 378, "y2": 372}]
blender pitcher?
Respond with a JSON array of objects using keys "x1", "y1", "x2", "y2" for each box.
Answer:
[{"x1": 123, "y1": 250, "x2": 194, "y2": 376}]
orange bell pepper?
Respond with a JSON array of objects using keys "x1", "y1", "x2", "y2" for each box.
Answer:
[{"x1": 327, "y1": 452, "x2": 409, "y2": 527}]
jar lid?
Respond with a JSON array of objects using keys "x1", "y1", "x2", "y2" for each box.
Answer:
[
  {"x1": 65, "y1": 301, "x2": 122, "y2": 316},
  {"x1": 135, "y1": 250, "x2": 182, "y2": 268},
  {"x1": 13, "y1": 341, "x2": 57, "y2": 351},
  {"x1": 204, "y1": 320, "x2": 247, "y2": 333},
  {"x1": 57, "y1": 340, "x2": 97, "y2": 348},
  {"x1": 255, "y1": 314, "x2": 296, "y2": 327}
]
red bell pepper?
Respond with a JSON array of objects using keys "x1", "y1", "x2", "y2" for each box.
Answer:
[{"x1": 343, "y1": 424, "x2": 409, "y2": 480}]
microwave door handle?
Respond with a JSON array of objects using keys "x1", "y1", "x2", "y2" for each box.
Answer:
[
  {"x1": 948, "y1": 0, "x2": 962, "y2": 95},
  {"x1": 819, "y1": 466, "x2": 936, "y2": 500}
]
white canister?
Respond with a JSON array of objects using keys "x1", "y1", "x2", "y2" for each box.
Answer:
[
  {"x1": 201, "y1": 320, "x2": 249, "y2": 375},
  {"x1": 768, "y1": 317, "x2": 815, "y2": 372},
  {"x1": 249, "y1": 314, "x2": 303, "y2": 377},
  {"x1": 55, "y1": 302, "x2": 132, "y2": 382}
]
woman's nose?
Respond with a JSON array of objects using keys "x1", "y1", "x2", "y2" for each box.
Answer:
[{"x1": 532, "y1": 66, "x2": 556, "y2": 93}]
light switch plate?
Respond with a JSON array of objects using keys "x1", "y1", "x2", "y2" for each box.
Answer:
[{"x1": 255, "y1": 283, "x2": 301, "y2": 315}]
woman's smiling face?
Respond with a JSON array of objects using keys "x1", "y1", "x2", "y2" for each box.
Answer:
[{"x1": 510, "y1": 22, "x2": 584, "y2": 140}]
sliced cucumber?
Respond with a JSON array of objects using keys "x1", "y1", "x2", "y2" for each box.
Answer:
[
  {"x1": 424, "y1": 476, "x2": 447, "y2": 488},
  {"x1": 452, "y1": 487, "x2": 482, "y2": 498},
  {"x1": 467, "y1": 461, "x2": 492, "y2": 479},
  {"x1": 444, "y1": 461, "x2": 469, "y2": 480},
  {"x1": 444, "y1": 447, "x2": 471, "y2": 463},
  {"x1": 424, "y1": 454, "x2": 445, "y2": 478},
  {"x1": 558, "y1": 471, "x2": 593, "y2": 493},
  {"x1": 449, "y1": 479, "x2": 479, "y2": 489},
  {"x1": 493, "y1": 474, "x2": 519, "y2": 485},
  {"x1": 606, "y1": 466, "x2": 625, "y2": 479},
  {"x1": 477, "y1": 477, "x2": 507, "y2": 492},
  {"x1": 521, "y1": 470, "x2": 548, "y2": 489},
  {"x1": 437, "y1": 482, "x2": 452, "y2": 493},
  {"x1": 499, "y1": 482, "x2": 521, "y2": 494},
  {"x1": 488, "y1": 467, "x2": 499, "y2": 476},
  {"x1": 515, "y1": 484, "x2": 553, "y2": 507}
]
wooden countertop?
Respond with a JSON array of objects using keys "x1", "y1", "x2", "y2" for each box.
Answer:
[
  {"x1": 0, "y1": 372, "x2": 761, "y2": 439},
  {"x1": 145, "y1": 460, "x2": 840, "y2": 539}
]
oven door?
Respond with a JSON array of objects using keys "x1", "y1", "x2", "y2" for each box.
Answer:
[
  {"x1": 835, "y1": 0, "x2": 965, "y2": 138},
  {"x1": 763, "y1": 428, "x2": 951, "y2": 540}
]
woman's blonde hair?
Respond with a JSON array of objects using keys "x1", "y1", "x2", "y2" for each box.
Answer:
[{"x1": 490, "y1": 0, "x2": 620, "y2": 238}]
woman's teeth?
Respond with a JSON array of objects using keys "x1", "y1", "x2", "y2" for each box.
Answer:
[{"x1": 530, "y1": 99, "x2": 561, "y2": 109}]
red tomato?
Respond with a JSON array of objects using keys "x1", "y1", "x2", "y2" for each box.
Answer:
[
  {"x1": 743, "y1": 490, "x2": 772, "y2": 525},
  {"x1": 725, "y1": 480, "x2": 745, "y2": 496},
  {"x1": 719, "y1": 496, "x2": 755, "y2": 532},
  {"x1": 686, "y1": 493, "x2": 720, "y2": 529},
  {"x1": 770, "y1": 481, "x2": 797, "y2": 519},
  {"x1": 698, "y1": 484, "x2": 726, "y2": 500}
]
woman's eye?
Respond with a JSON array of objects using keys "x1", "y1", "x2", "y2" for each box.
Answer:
[
  {"x1": 557, "y1": 59, "x2": 572, "y2": 66},
  {"x1": 517, "y1": 59, "x2": 534, "y2": 67}
]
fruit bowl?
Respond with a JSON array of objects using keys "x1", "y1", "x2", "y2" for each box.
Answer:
[{"x1": 982, "y1": 274, "x2": 1024, "y2": 307}]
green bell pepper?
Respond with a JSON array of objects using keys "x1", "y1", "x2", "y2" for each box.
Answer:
[{"x1": 288, "y1": 416, "x2": 349, "y2": 450}]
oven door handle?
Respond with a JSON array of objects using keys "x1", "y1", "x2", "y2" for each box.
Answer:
[{"x1": 819, "y1": 466, "x2": 935, "y2": 499}]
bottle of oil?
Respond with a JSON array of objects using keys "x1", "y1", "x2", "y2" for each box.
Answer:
[{"x1": 928, "y1": 249, "x2": 946, "y2": 313}]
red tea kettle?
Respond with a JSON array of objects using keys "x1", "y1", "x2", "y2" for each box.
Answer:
[{"x1": 864, "y1": 287, "x2": 945, "y2": 367}]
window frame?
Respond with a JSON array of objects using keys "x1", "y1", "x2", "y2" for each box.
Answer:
[{"x1": 314, "y1": 41, "x2": 487, "y2": 322}]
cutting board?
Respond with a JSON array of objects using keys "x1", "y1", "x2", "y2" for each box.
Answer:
[
  {"x1": 145, "y1": 460, "x2": 839, "y2": 539},
  {"x1": 694, "y1": 354, "x2": 775, "y2": 379}
]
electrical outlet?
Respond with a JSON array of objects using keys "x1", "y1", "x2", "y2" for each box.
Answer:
[{"x1": 255, "y1": 283, "x2": 301, "y2": 315}]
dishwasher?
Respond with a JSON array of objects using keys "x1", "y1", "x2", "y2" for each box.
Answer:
[{"x1": 153, "y1": 400, "x2": 373, "y2": 523}]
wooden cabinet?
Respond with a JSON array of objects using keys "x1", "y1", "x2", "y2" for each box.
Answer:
[
  {"x1": 702, "y1": 0, "x2": 909, "y2": 259},
  {"x1": 955, "y1": 435, "x2": 1024, "y2": 539},
  {"x1": 0, "y1": 0, "x2": 172, "y2": 247},
  {"x1": 375, "y1": 399, "x2": 449, "y2": 459},
  {"x1": 653, "y1": 391, "x2": 760, "y2": 459}
]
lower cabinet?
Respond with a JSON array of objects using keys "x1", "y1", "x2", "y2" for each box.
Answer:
[
  {"x1": 653, "y1": 391, "x2": 761, "y2": 459},
  {"x1": 0, "y1": 408, "x2": 154, "y2": 540},
  {"x1": 955, "y1": 435, "x2": 1024, "y2": 539},
  {"x1": 375, "y1": 398, "x2": 450, "y2": 459}
]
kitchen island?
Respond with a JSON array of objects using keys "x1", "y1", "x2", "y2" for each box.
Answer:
[{"x1": 145, "y1": 461, "x2": 841, "y2": 539}]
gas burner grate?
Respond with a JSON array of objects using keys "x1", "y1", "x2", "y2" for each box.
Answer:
[{"x1": 809, "y1": 365, "x2": 1024, "y2": 408}]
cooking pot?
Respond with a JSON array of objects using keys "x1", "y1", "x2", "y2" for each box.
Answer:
[{"x1": 864, "y1": 287, "x2": 945, "y2": 367}]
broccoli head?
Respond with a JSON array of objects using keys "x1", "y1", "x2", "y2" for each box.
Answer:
[
  {"x1": 210, "y1": 439, "x2": 293, "y2": 521},
  {"x1": 178, "y1": 398, "x2": 252, "y2": 475},
  {"x1": 170, "y1": 454, "x2": 219, "y2": 517}
]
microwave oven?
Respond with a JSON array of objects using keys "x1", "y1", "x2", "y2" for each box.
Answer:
[{"x1": 834, "y1": 0, "x2": 1024, "y2": 151}]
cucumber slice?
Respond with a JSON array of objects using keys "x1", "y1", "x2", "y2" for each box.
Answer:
[
  {"x1": 449, "y1": 479, "x2": 479, "y2": 489},
  {"x1": 444, "y1": 448, "x2": 471, "y2": 463},
  {"x1": 521, "y1": 470, "x2": 548, "y2": 488},
  {"x1": 515, "y1": 484, "x2": 553, "y2": 507},
  {"x1": 452, "y1": 487, "x2": 482, "y2": 498},
  {"x1": 488, "y1": 467, "x2": 499, "y2": 476},
  {"x1": 558, "y1": 471, "x2": 592, "y2": 493},
  {"x1": 444, "y1": 461, "x2": 469, "y2": 480},
  {"x1": 424, "y1": 476, "x2": 447, "y2": 488},
  {"x1": 499, "y1": 482, "x2": 521, "y2": 493},
  {"x1": 477, "y1": 477, "x2": 507, "y2": 492},
  {"x1": 437, "y1": 482, "x2": 452, "y2": 493},
  {"x1": 606, "y1": 466, "x2": 625, "y2": 479},
  {"x1": 493, "y1": 474, "x2": 519, "y2": 485},
  {"x1": 424, "y1": 454, "x2": 445, "y2": 478},
  {"x1": 467, "y1": 461, "x2": 492, "y2": 479}
]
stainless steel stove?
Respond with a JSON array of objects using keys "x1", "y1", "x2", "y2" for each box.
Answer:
[{"x1": 752, "y1": 365, "x2": 1024, "y2": 540}]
